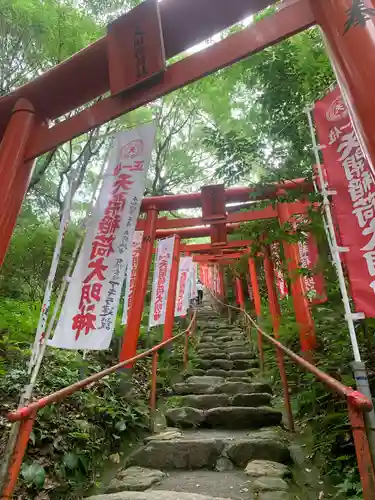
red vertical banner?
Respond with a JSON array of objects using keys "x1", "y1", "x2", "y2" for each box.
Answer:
[
  {"x1": 314, "y1": 86, "x2": 375, "y2": 317},
  {"x1": 297, "y1": 233, "x2": 327, "y2": 305},
  {"x1": 271, "y1": 242, "x2": 288, "y2": 299}
]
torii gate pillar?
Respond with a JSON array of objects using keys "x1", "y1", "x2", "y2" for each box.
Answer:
[
  {"x1": 0, "y1": 99, "x2": 36, "y2": 266},
  {"x1": 311, "y1": 0, "x2": 375, "y2": 173}
]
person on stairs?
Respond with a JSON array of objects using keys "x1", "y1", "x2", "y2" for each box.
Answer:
[{"x1": 196, "y1": 279, "x2": 204, "y2": 304}]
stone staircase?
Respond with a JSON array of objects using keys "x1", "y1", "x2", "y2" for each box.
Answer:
[{"x1": 87, "y1": 304, "x2": 305, "y2": 500}]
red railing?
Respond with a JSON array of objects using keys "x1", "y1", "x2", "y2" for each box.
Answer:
[
  {"x1": 1, "y1": 311, "x2": 197, "y2": 499},
  {"x1": 3, "y1": 298, "x2": 375, "y2": 500},
  {"x1": 209, "y1": 292, "x2": 375, "y2": 500}
]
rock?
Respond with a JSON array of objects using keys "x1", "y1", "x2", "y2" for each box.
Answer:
[
  {"x1": 225, "y1": 341, "x2": 248, "y2": 348},
  {"x1": 244, "y1": 460, "x2": 290, "y2": 478},
  {"x1": 204, "y1": 407, "x2": 281, "y2": 429},
  {"x1": 228, "y1": 352, "x2": 255, "y2": 360},
  {"x1": 225, "y1": 370, "x2": 253, "y2": 378},
  {"x1": 201, "y1": 336, "x2": 214, "y2": 342},
  {"x1": 215, "y1": 456, "x2": 234, "y2": 472},
  {"x1": 249, "y1": 382, "x2": 273, "y2": 395},
  {"x1": 226, "y1": 377, "x2": 252, "y2": 384},
  {"x1": 173, "y1": 383, "x2": 215, "y2": 395},
  {"x1": 145, "y1": 429, "x2": 182, "y2": 442},
  {"x1": 232, "y1": 360, "x2": 255, "y2": 370},
  {"x1": 191, "y1": 369, "x2": 206, "y2": 376},
  {"x1": 230, "y1": 393, "x2": 272, "y2": 407},
  {"x1": 214, "y1": 336, "x2": 232, "y2": 342},
  {"x1": 198, "y1": 349, "x2": 223, "y2": 356},
  {"x1": 252, "y1": 476, "x2": 289, "y2": 492},
  {"x1": 128, "y1": 439, "x2": 223, "y2": 469},
  {"x1": 216, "y1": 382, "x2": 257, "y2": 395},
  {"x1": 181, "y1": 394, "x2": 230, "y2": 410},
  {"x1": 225, "y1": 347, "x2": 250, "y2": 355},
  {"x1": 107, "y1": 467, "x2": 165, "y2": 493},
  {"x1": 205, "y1": 369, "x2": 231, "y2": 378},
  {"x1": 198, "y1": 343, "x2": 220, "y2": 350},
  {"x1": 199, "y1": 352, "x2": 228, "y2": 360},
  {"x1": 87, "y1": 490, "x2": 232, "y2": 500},
  {"x1": 196, "y1": 359, "x2": 215, "y2": 370},
  {"x1": 210, "y1": 359, "x2": 234, "y2": 370},
  {"x1": 226, "y1": 437, "x2": 290, "y2": 467},
  {"x1": 187, "y1": 376, "x2": 224, "y2": 386},
  {"x1": 258, "y1": 492, "x2": 290, "y2": 500},
  {"x1": 166, "y1": 407, "x2": 205, "y2": 427}
]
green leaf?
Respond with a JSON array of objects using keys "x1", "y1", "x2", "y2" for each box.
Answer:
[
  {"x1": 115, "y1": 420, "x2": 127, "y2": 431},
  {"x1": 21, "y1": 462, "x2": 45, "y2": 488},
  {"x1": 63, "y1": 452, "x2": 79, "y2": 470}
]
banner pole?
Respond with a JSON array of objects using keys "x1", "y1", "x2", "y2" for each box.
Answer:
[
  {"x1": 28, "y1": 180, "x2": 75, "y2": 373},
  {"x1": 306, "y1": 107, "x2": 362, "y2": 361},
  {"x1": 24, "y1": 141, "x2": 112, "y2": 401},
  {"x1": 306, "y1": 106, "x2": 375, "y2": 466}
]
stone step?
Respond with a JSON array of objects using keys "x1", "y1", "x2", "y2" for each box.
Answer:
[
  {"x1": 203, "y1": 369, "x2": 237, "y2": 378},
  {"x1": 127, "y1": 428, "x2": 290, "y2": 470},
  {"x1": 207, "y1": 361, "x2": 256, "y2": 372},
  {"x1": 225, "y1": 341, "x2": 250, "y2": 348},
  {"x1": 103, "y1": 467, "x2": 165, "y2": 494},
  {"x1": 233, "y1": 360, "x2": 258, "y2": 370},
  {"x1": 198, "y1": 343, "x2": 249, "y2": 352},
  {"x1": 197, "y1": 350, "x2": 254, "y2": 362},
  {"x1": 194, "y1": 369, "x2": 256, "y2": 379},
  {"x1": 226, "y1": 377, "x2": 254, "y2": 384},
  {"x1": 87, "y1": 490, "x2": 232, "y2": 500},
  {"x1": 165, "y1": 406, "x2": 282, "y2": 429},
  {"x1": 178, "y1": 393, "x2": 272, "y2": 410},
  {"x1": 152, "y1": 469, "x2": 254, "y2": 500},
  {"x1": 198, "y1": 352, "x2": 230, "y2": 360},
  {"x1": 173, "y1": 380, "x2": 272, "y2": 396},
  {"x1": 228, "y1": 352, "x2": 256, "y2": 361},
  {"x1": 196, "y1": 359, "x2": 234, "y2": 370},
  {"x1": 225, "y1": 346, "x2": 252, "y2": 355}
]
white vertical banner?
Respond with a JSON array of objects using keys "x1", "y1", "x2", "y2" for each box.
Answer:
[
  {"x1": 121, "y1": 230, "x2": 143, "y2": 325},
  {"x1": 175, "y1": 256, "x2": 193, "y2": 317},
  {"x1": 49, "y1": 123, "x2": 156, "y2": 350},
  {"x1": 189, "y1": 262, "x2": 198, "y2": 300},
  {"x1": 149, "y1": 236, "x2": 175, "y2": 329}
]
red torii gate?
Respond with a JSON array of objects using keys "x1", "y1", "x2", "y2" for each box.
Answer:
[
  {"x1": 0, "y1": 0, "x2": 374, "y2": 269},
  {"x1": 121, "y1": 182, "x2": 317, "y2": 364},
  {"x1": 1, "y1": 1, "x2": 375, "y2": 497}
]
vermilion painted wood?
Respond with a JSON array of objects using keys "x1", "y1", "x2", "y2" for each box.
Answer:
[
  {"x1": 277, "y1": 202, "x2": 317, "y2": 354},
  {"x1": 24, "y1": 0, "x2": 315, "y2": 160},
  {"x1": 0, "y1": 0, "x2": 272, "y2": 140},
  {"x1": 0, "y1": 100, "x2": 35, "y2": 266},
  {"x1": 107, "y1": 0, "x2": 166, "y2": 96},
  {"x1": 180, "y1": 241, "x2": 252, "y2": 253},
  {"x1": 120, "y1": 207, "x2": 158, "y2": 364},
  {"x1": 311, "y1": 0, "x2": 375, "y2": 178},
  {"x1": 155, "y1": 224, "x2": 240, "y2": 240}
]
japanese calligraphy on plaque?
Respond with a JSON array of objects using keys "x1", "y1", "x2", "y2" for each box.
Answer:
[{"x1": 314, "y1": 86, "x2": 375, "y2": 316}]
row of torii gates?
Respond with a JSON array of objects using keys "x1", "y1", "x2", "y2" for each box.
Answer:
[
  {"x1": 2, "y1": 0, "x2": 375, "y2": 498},
  {"x1": 121, "y1": 180, "x2": 316, "y2": 365}
]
